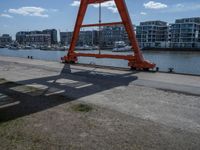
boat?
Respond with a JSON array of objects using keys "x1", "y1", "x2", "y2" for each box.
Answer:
[
  {"x1": 24, "y1": 46, "x2": 32, "y2": 49},
  {"x1": 8, "y1": 43, "x2": 20, "y2": 50},
  {"x1": 91, "y1": 46, "x2": 99, "y2": 50},
  {"x1": 9, "y1": 46, "x2": 20, "y2": 50},
  {"x1": 112, "y1": 41, "x2": 132, "y2": 52},
  {"x1": 21, "y1": 45, "x2": 32, "y2": 50},
  {"x1": 75, "y1": 45, "x2": 93, "y2": 50},
  {"x1": 112, "y1": 46, "x2": 132, "y2": 52},
  {"x1": 60, "y1": 46, "x2": 69, "y2": 51},
  {"x1": 40, "y1": 46, "x2": 52, "y2": 50}
]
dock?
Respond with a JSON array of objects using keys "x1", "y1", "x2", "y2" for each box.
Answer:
[{"x1": 0, "y1": 55, "x2": 200, "y2": 149}]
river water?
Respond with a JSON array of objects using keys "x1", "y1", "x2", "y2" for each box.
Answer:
[{"x1": 0, "y1": 48, "x2": 200, "y2": 75}]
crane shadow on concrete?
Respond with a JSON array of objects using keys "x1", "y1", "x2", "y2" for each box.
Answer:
[{"x1": 0, "y1": 64, "x2": 138, "y2": 122}]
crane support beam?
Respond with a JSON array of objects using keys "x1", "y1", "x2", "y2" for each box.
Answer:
[
  {"x1": 88, "y1": 0, "x2": 111, "y2": 4},
  {"x1": 82, "y1": 22, "x2": 123, "y2": 27},
  {"x1": 66, "y1": 53, "x2": 135, "y2": 60},
  {"x1": 62, "y1": 0, "x2": 156, "y2": 70}
]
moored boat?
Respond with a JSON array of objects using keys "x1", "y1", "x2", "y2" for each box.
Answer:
[{"x1": 112, "y1": 41, "x2": 132, "y2": 52}]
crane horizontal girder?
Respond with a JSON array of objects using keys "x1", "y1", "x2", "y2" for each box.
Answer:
[
  {"x1": 82, "y1": 22, "x2": 123, "y2": 27},
  {"x1": 88, "y1": 0, "x2": 111, "y2": 4}
]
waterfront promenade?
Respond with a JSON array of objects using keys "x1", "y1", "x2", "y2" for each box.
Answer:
[{"x1": 0, "y1": 56, "x2": 200, "y2": 149}]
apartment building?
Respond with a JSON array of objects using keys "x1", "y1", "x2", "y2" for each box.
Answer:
[
  {"x1": 136, "y1": 21, "x2": 169, "y2": 49},
  {"x1": 60, "y1": 30, "x2": 98, "y2": 46},
  {"x1": 25, "y1": 34, "x2": 51, "y2": 46},
  {"x1": 16, "y1": 29, "x2": 57, "y2": 46},
  {"x1": 0, "y1": 34, "x2": 12, "y2": 46},
  {"x1": 60, "y1": 32, "x2": 72, "y2": 46},
  {"x1": 43, "y1": 29, "x2": 58, "y2": 44},
  {"x1": 169, "y1": 17, "x2": 200, "y2": 48},
  {"x1": 101, "y1": 26, "x2": 128, "y2": 47}
]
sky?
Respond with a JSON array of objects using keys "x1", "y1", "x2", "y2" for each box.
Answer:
[{"x1": 0, "y1": 0, "x2": 200, "y2": 38}]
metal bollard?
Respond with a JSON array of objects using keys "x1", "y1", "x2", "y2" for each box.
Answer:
[
  {"x1": 156, "y1": 67, "x2": 159, "y2": 72},
  {"x1": 168, "y1": 68, "x2": 174, "y2": 73}
]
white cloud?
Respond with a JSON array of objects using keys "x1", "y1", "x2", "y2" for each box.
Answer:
[
  {"x1": 71, "y1": 1, "x2": 80, "y2": 7},
  {"x1": 140, "y1": 12, "x2": 147, "y2": 15},
  {"x1": 49, "y1": 9, "x2": 59, "y2": 12},
  {"x1": 162, "y1": 2, "x2": 200, "y2": 13},
  {"x1": 8, "y1": 7, "x2": 49, "y2": 18},
  {"x1": 107, "y1": 7, "x2": 118, "y2": 13},
  {"x1": 92, "y1": 1, "x2": 115, "y2": 8},
  {"x1": 71, "y1": 0, "x2": 118, "y2": 13},
  {"x1": 175, "y1": 4, "x2": 184, "y2": 8},
  {"x1": 0, "y1": 13, "x2": 13, "y2": 18},
  {"x1": 92, "y1": 1, "x2": 117, "y2": 13},
  {"x1": 144, "y1": 1, "x2": 168, "y2": 9}
]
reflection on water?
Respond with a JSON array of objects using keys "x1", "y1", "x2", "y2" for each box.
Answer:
[{"x1": 0, "y1": 48, "x2": 200, "y2": 75}]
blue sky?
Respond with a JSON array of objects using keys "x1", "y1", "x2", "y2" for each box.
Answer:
[{"x1": 0, "y1": 0, "x2": 200, "y2": 38}]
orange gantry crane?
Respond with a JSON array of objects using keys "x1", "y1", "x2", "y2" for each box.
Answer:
[{"x1": 62, "y1": 0, "x2": 156, "y2": 70}]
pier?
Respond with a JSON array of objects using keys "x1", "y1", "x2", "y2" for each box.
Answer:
[{"x1": 0, "y1": 55, "x2": 200, "y2": 149}]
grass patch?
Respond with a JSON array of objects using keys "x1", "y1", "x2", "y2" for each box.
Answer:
[
  {"x1": 0, "y1": 78, "x2": 7, "y2": 84},
  {"x1": 0, "y1": 118, "x2": 50, "y2": 149},
  {"x1": 0, "y1": 78, "x2": 22, "y2": 86},
  {"x1": 71, "y1": 103, "x2": 93, "y2": 112}
]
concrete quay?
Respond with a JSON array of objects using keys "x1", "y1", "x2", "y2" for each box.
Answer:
[{"x1": 0, "y1": 55, "x2": 200, "y2": 149}]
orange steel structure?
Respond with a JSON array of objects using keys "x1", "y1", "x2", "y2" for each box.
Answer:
[{"x1": 62, "y1": 0, "x2": 156, "y2": 70}]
